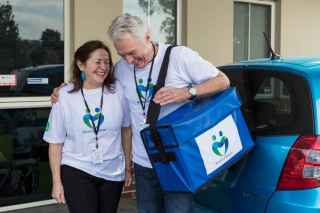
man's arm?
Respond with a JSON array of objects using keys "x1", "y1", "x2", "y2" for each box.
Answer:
[
  {"x1": 153, "y1": 71, "x2": 230, "y2": 106},
  {"x1": 50, "y1": 83, "x2": 66, "y2": 104}
]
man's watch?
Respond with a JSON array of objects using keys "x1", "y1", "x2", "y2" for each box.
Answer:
[{"x1": 187, "y1": 84, "x2": 197, "y2": 100}]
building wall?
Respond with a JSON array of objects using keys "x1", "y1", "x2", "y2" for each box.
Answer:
[
  {"x1": 73, "y1": 0, "x2": 122, "y2": 56},
  {"x1": 186, "y1": 0, "x2": 233, "y2": 66},
  {"x1": 72, "y1": 0, "x2": 320, "y2": 66},
  {"x1": 280, "y1": 0, "x2": 320, "y2": 57},
  {"x1": 186, "y1": 0, "x2": 320, "y2": 63}
]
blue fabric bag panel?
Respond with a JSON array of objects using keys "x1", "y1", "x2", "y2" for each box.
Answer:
[{"x1": 140, "y1": 88, "x2": 254, "y2": 192}]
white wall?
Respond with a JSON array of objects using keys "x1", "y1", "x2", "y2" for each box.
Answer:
[
  {"x1": 280, "y1": 0, "x2": 320, "y2": 57},
  {"x1": 186, "y1": 0, "x2": 233, "y2": 66}
]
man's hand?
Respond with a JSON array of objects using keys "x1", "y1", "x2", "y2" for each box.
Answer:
[
  {"x1": 153, "y1": 86, "x2": 190, "y2": 106},
  {"x1": 50, "y1": 83, "x2": 66, "y2": 104},
  {"x1": 51, "y1": 181, "x2": 66, "y2": 204}
]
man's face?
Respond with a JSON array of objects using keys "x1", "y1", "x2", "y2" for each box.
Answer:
[{"x1": 114, "y1": 33, "x2": 151, "y2": 69}]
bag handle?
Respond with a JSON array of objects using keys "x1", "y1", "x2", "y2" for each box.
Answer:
[{"x1": 146, "y1": 45, "x2": 176, "y2": 163}]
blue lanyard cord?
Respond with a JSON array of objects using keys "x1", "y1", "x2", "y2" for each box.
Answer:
[
  {"x1": 80, "y1": 86, "x2": 104, "y2": 148},
  {"x1": 133, "y1": 42, "x2": 156, "y2": 116}
]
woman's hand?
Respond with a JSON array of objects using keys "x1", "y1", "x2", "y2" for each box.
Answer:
[
  {"x1": 51, "y1": 181, "x2": 66, "y2": 204},
  {"x1": 124, "y1": 166, "x2": 133, "y2": 187},
  {"x1": 121, "y1": 127, "x2": 133, "y2": 187}
]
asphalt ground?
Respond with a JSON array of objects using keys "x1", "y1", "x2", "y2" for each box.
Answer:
[{"x1": 6, "y1": 197, "x2": 137, "y2": 213}]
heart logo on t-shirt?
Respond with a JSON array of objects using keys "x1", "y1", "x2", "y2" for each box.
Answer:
[
  {"x1": 83, "y1": 107, "x2": 104, "y2": 128},
  {"x1": 137, "y1": 78, "x2": 155, "y2": 101}
]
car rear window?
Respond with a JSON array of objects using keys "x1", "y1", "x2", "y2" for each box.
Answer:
[{"x1": 221, "y1": 67, "x2": 314, "y2": 136}]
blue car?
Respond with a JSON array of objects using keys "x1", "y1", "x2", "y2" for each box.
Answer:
[{"x1": 194, "y1": 57, "x2": 320, "y2": 212}]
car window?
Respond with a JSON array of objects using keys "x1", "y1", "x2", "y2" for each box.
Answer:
[
  {"x1": 221, "y1": 67, "x2": 314, "y2": 136},
  {"x1": 253, "y1": 77, "x2": 292, "y2": 131}
]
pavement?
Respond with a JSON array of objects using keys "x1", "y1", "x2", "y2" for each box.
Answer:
[{"x1": 6, "y1": 197, "x2": 137, "y2": 213}]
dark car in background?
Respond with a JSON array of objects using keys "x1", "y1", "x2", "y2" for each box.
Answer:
[{"x1": 11, "y1": 64, "x2": 64, "y2": 96}]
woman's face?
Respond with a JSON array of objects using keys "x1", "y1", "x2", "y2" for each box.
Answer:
[{"x1": 79, "y1": 48, "x2": 110, "y2": 88}]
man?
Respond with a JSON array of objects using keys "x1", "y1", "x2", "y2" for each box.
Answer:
[
  {"x1": 52, "y1": 14, "x2": 230, "y2": 213},
  {"x1": 108, "y1": 15, "x2": 230, "y2": 213}
]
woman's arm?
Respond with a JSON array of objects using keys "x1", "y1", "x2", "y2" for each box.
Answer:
[
  {"x1": 48, "y1": 143, "x2": 65, "y2": 203},
  {"x1": 121, "y1": 127, "x2": 132, "y2": 187}
]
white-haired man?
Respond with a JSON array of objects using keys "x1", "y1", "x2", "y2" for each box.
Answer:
[{"x1": 108, "y1": 14, "x2": 230, "y2": 213}]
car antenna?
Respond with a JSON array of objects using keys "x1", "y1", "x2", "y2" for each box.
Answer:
[{"x1": 263, "y1": 32, "x2": 280, "y2": 60}]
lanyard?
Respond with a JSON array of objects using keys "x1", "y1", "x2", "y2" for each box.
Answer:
[
  {"x1": 133, "y1": 43, "x2": 156, "y2": 122},
  {"x1": 80, "y1": 86, "x2": 104, "y2": 149}
]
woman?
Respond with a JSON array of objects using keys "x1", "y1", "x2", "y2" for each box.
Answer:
[{"x1": 43, "y1": 40, "x2": 132, "y2": 213}]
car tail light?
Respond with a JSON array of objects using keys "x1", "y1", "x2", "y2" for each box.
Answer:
[{"x1": 277, "y1": 136, "x2": 320, "y2": 190}]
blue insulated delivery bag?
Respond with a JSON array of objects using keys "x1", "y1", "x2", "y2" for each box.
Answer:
[{"x1": 140, "y1": 88, "x2": 255, "y2": 192}]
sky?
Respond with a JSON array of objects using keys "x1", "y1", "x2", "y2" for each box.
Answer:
[{"x1": 0, "y1": 0, "x2": 64, "y2": 40}]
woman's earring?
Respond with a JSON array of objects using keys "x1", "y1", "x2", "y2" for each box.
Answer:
[{"x1": 80, "y1": 72, "x2": 86, "y2": 81}]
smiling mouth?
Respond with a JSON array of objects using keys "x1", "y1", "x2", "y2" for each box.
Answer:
[{"x1": 96, "y1": 71, "x2": 107, "y2": 76}]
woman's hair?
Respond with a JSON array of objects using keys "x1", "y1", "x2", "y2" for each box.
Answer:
[
  {"x1": 69, "y1": 40, "x2": 115, "y2": 93},
  {"x1": 108, "y1": 14, "x2": 148, "y2": 41}
]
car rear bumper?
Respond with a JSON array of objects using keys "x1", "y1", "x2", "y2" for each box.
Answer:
[{"x1": 266, "y1": 188, "x2": 320, "y2": 213}]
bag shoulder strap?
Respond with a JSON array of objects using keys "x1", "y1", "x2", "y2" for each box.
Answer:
[
  {"x1": 146, "y1": 45, "x2": 176, "y2": 124},
  {"x1": 145, "y1": 45, "x2": 176, "y2": 163}
]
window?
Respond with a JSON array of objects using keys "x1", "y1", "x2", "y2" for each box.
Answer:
[
  {"x1": 221, "y1": 67, "x2": 314, "y2": 136},
  {"x1": 253, "y1": 77, "x2": 292, "y2": 130},
  {"x1": 0, "y1": 107, "x2": 51, "y2": 206},
  {"x1": 233, "y1": 1, "x2": 274, "y2": 62},
  {"x1": 123, "y1": 0, "x2": 181, "y2": 44},
  {"x1": 0, "y1": 0, "x2": 66, "y2": 98},
  {"x1": 254, "y1": 77, "x2": 274, "y2": 98},
  {"x1": 0, "y1": 0, "x2": 70, "y2": 209}
]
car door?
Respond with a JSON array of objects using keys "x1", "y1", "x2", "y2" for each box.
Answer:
[{"x1": 194, "y1": 66, "x2": 314, "y2": 213}]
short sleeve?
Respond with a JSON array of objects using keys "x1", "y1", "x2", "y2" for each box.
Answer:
[
  {"x1": 116, "y1": 81, "x2": 131, "y2": 127},
  {"x1": 175, "y1": 46, "x2": 220, "y2": 84},
  {"x1": 43, "y1": 100, "x2": 66, "y2": 144},
  {"x1": 122, "y1": 96, "x2": 131, "y2": 127}
]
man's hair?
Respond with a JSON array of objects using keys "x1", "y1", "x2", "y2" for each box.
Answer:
[{"x1": 108, "y1": 14, "x2": 148, "y2": 41}]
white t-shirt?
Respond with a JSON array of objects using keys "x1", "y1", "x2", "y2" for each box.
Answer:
[
  {"x1": 115, "y1": 43, "x2": 219, "y2": 168},
  {"x1": 43, "y1": 82, "x2": 130, "y2": 181}
]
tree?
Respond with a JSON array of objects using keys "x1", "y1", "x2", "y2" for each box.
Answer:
[
  {"x1": 0, "y1": 1, "x2": 19, "y2": 41},
  {"x1": 41, "y1": 28, "x2": 61, "y2": 48},
  {"x1": 37, "y1": 28, "x2": 64, "y2": 65},
  {"x1": 30, "y1": 45, "x2": 45, "y2": 67},
  {"x1": 0, "y1": 1, "x2": 20, "y2": 72},
  {"x1": 138, "y1": 0, "x2": 176, "y2": 44},
  {"x1": 138, "y1": 0, "x2": 157, "y2": 16},
  {"x1": 158, "y1": 0, "x2": 176, "y2": 44}
]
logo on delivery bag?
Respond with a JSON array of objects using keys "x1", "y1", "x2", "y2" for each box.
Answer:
[{"x1": 211, "y1": 131, "x2": 229, "y2": 156}]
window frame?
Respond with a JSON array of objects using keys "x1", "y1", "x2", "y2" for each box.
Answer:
[
  {"x1": 0, "y1": 0, "x2": 72, "y2": 109},
  {"x1": 233, "y1": 0, "x2": 276, "y2": 61},
  {"x1": 176, "y1": 0, "x2": 182, "y2": 44}
]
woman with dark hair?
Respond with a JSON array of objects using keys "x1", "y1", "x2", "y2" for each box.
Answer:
[{"x1": 43, "y1": 40, "x2": 132, "y2": 213}]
